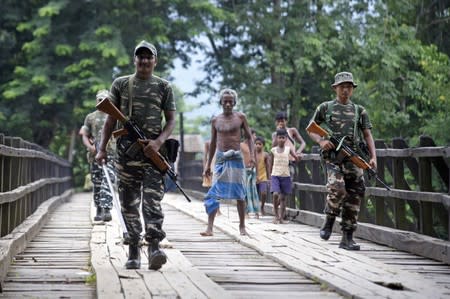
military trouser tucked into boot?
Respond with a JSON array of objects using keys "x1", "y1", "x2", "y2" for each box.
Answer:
[
  {"x1": 148, "y1": 238, "x2": 167, "y2": 270},
  {"x1": 320, "y1": 215, "x2": 335, "y2": 240},
  {"x1": 322, "y1": 160, "x2": 365, "y2": 246},
  {"x1": 125, "y1": 243, "x2": 141, "y2": 269},
  {"x1": 339, "y1": 229, "x2": 360, "y2": 250},
  {"x1": 116, "y1": 150, "x2": 166, "y2": 269}
]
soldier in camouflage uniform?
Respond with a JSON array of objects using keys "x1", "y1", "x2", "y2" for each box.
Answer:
[
  {"x1": 307, "y1": 72, "x2": 377, "y2": 250},
  {"x1": 95, "y1": 40, "x2": 176, "y2": 270},
  {"x1": 79, "y1": 90, "x2": 116, "y2": 222}
]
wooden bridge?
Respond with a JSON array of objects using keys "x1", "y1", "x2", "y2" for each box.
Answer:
[{"x1": 1, "y1": 133, "x2": 450, "y2": 298}]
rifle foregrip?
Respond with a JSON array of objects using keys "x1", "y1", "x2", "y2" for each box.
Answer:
[
  {"x1": 143, "y1": 147, "x2": 170, "y2": 173},
  {"x1": 349, "y1": 155, "x2": 370, "y2": 170}
]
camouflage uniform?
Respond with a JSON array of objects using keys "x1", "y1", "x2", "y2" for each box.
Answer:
[
  {"x1": 310, "y1": 100, "x2": 372, "y2": 231},
  {"x1": 81, "y1": 111, "x2": 115, "y2": 209},
  {"x1": 109, "y1": 74, "x2": 175, "y2": 244}
]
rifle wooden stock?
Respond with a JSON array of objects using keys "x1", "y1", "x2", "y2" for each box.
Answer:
[
  {"x1": 96, "y1": 98, "x2": 128, "y2": 123},
  {"x1": 306, "y1": 121, "x2": 330, "y2": 139}
]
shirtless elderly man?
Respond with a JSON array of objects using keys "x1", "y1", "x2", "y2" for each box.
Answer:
[{"x1": 201, "y1": 88, "x2": 255, "y2": 236}]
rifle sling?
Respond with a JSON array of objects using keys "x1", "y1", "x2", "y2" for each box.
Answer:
[{"x1": 128, "y1": 75, "x2": 135, "y2": 117}]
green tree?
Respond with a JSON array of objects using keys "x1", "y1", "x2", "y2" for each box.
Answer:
[
  {"x1": 189, "y1": 0, "x2": 449, "y2": 145},
  {"x1": 1, "y1": 0, "x2": 214, "y2": 186}
]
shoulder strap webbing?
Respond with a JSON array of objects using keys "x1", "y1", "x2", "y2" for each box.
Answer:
[
  {"x1": 128, "y1": 75, "x2": 135, "y2": 117},
  {"x1": 325, "y1": 100, "x2": 335, "y2": 123},
  {"x1": 353, "y1": 103, "x2": 362, "y2": 142}
]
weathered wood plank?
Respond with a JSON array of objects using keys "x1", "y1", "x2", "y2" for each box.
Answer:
[
  {"x1": 1, "y1": 192, "x2": 95, "y2": 298},
  {"x1": 164, "y1": 193, "x2": 450, "y2": 299},
  {"x1": 162, "y1": 201, "x2": 343, "y2": 298}
]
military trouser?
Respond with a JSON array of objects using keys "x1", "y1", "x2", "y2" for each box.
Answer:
[
  {"x1": 115, "y1": 152, "x2": 165, "y2": 245},
  {"x1": 90, "y1": 158, "x2": 114, "y2": 209},
  {"x1": 323, "y1": 159, "x2": 365, "y2": 231}
]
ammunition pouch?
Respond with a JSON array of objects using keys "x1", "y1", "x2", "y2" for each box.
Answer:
[
  {"x1": 164, "y1": 139, "x2": 179, "y2": 163},
  {"x1": 117, "y1": 135, "x2": 179, "y2": 162}
]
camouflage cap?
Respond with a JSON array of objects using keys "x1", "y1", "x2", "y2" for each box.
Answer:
[
  {"x1": 96, "y1": 89, "x2": 109, "y2": 102},
  {"x1": 331, "y1": 72, "x2": 357, "y2": 87},
  {"x1": 134, "y1": 40, "x2": 157, "y2": 57}
]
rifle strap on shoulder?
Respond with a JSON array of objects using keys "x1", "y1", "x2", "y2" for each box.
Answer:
[
  {"x1": 128, "y1": 75, "x2": 135, "y2": 117},
  {"x1": 353, "y1": 103, "x2": 362, "y2": 142},
  {"x1": 325, "y1": 100, "x2": 335, "y2": 123}
]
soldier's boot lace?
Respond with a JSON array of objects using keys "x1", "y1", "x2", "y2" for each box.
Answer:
[
  {"x1": 148, "y1": 238, "x2": 167, "y2": 270},
  {"x1": 319, "y1": 216, "x2": 335, "y2": 240},
  {"x1": 102, "y1": 208, "x2": 112, "y2": 222},
  {"x1": 339, "y1": 230, "x2": 360, "y2": 251},
  {"x1": 94, "y1": 206, "x2": 104, "y2": 221},
  {"x1": 125, "y1": 244, "x2": 141, "y2": 269}
]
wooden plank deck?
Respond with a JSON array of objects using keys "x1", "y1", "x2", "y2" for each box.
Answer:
[
  {"x1": 163, "y1": 192, "x2": 450, "y2": 299},
  {"x1": 91, "y1": 192, "x2": 341, "y2": 298},
  {"x1": 0, "y1": 193, "x2": 95, "y2": 298},
  {"x1": 163, "y1": 205, "x2": 342, "y2": 298},
  {"x1": 2, "y1": 191, "x2": 450, "y2": 298}
]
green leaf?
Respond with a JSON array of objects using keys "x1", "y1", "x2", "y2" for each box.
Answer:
[
  {"x1": 31, "y1": 75, "x2": 48, "y2": 86},
  {"x1": 55, "y1": 44, "x2": 73, "y2": 56}
]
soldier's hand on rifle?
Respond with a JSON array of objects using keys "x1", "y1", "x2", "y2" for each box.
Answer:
[
  {"x1": 369, "y1": 157, "x2": 377, "y2": 170},
  {"x1": 319, "y1": 139, "x2": 335, "y2": 151},
  {"x1": 138, "y1": 139, "x2": 162, "y2": 159}
]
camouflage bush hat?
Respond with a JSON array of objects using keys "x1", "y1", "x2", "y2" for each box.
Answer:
[
  {"x1": 331, "y1": 72, "x2": 357, "y2": 87},
  {"x1": 134, "y1": 40, "x2": 157, "y2": 57},
  {"x1": 96, "y1": 89, "x2": 109, "y2": 102}
]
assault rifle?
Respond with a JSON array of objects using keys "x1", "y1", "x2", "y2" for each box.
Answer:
[
  {"x1": 306, "y1": 121, "x2": 391, "y2": 190},
  {"x1": 96, "y1": 98, "x2": 191, "y2": 202}
]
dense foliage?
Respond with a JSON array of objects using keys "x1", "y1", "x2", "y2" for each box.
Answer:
[
  {"x1": 1, "y1": 0, "x2": 449, "y2": 188},
  {"x1": 189, "y1": 0, "x2": 450, "y2": 146}
]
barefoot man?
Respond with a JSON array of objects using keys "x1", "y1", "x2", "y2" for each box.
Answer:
[{"x1": 201, "y1": 88, "x2": 255, "y2": 236}]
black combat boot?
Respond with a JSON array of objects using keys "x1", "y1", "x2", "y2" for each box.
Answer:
[
  {"x1": 319, "y1": 215, "x2": 335, "y2": 240},
  {"x1": 102, "y1": 208, "x2": 112, "y2": 222},
  {"x1": 125, "y1": 243, "x2": 141, "y2": 269},
  {"x1": 339, "y1": 230, "x2": 360, "y2": 250},
  {"x1": 148, "y1": 238, "x2": 167, "y2": 270},
  {"x1": 94, "y1": 206, "x2": 104, "y2": 221}
]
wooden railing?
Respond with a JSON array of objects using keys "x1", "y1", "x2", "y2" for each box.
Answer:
[
  {"x1": 180, "y1": 135, "x2": 450, "y2": 240},
  {"x1": 296, "y1": 135, "x2": 450, "y2": 240},
  {"x1": 0, "y1": 134, "x2": 73, "y2": 237}
]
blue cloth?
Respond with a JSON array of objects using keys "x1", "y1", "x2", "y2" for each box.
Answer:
[
  {"x1": 245, "y1": 168, "x2": 260, "y2": 213},
  {"x1": 204, "y1": 150, "x2": 246, "y2": 215}
]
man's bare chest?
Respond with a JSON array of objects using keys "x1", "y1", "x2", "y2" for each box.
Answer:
[{"x1": 215, "y1": 117, "x2": 241, "y2": 133}]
